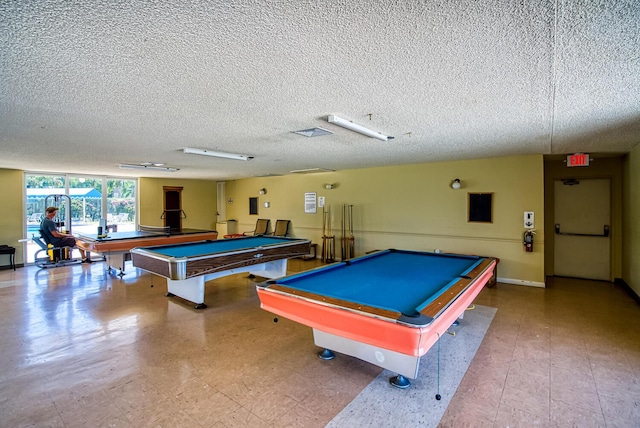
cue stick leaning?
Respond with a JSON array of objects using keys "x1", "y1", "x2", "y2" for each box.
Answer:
[
  {"x1": 321, "y1": 206, "x2": 327, "y2": 262},
  {"x1": 321, "y1": 205, "x2": 335, "y2": 263},
  {"x1": 348, "y1": 204, "x2": 354, "y2": 259},
  {"x1": 340, "y1": 203, "x2": 355, "y2": 260},
  {"x1": 340, "y1": 204, "x2": 346, "y2": 260}
]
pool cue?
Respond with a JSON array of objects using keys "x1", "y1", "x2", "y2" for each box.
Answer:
[
  {"x1": 327, "y1": 206, "x2": 334, "y2": 262},
  {"x1": 342, "y1": 204, "x2": 348, "y2": 260},
  {"x1": 340, "y1": 204, "x2": 346, "y2": 260},
  {"x1": 321, "y1": 206, "x2": 327, "y2": 262},
  {"x1": 348, "y1": 204, "x2": 354, "y2": 259},
  {"x1": 323, "y1": 206, "x2": 327, "y2": 236}
]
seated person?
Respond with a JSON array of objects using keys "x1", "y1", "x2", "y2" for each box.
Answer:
[{"x1": 40, "y1": 206, "x2": 90, "y2": 263}]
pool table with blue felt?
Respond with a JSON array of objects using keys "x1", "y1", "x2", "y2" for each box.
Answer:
[
  {"x1": 131, "y1": 235, "x2": 310, "y2": 309},
  {"x1": 77, "y1": 227, "x2": 219, "y2": 275},
  {"x1": 256, "y1": 249, "x2": 496, "y2": 388}
]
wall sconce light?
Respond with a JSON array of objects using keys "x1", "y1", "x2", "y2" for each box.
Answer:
[
  {"x1": 324, "y1": 183, "x2": 336, "y2": 190},
  {"x1": 227, "y1": 198, "x2": 234, "y2": 204},
  {"x1": 259, "y1": 188, "x2": 267, "y2": 195},
  {"x1": 451, "y1": 179, "x2": 461, "y2": 190},
  {"x1": 264, "y1": 202, "x2": 270, "y2": 208}
]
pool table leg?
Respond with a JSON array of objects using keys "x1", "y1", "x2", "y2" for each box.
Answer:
[
  {"x1": 312, "y1": 329, "x2": 421, "y2": 385},
  {"x1": 318, "y1": 349, "x2": 335, "y2": 360},
  {"x1": 166, "y1": 276, "x2": 207, "y2": 309},
  {"x1": 389, "y1": 375, "x2": 411, "y2": 389},
  {"x1": 106, "y1": 253, "x2": 127, "y2": 276}
]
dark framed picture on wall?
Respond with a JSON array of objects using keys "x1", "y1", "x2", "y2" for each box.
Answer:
[
  {"x1": 468, "y1": 193, "x2": 493, "y2": 223},
  {"x1": 249, "y1": 197, "x2": 258, "y2": 215}
]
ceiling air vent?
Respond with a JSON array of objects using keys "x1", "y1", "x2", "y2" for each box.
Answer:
[{"x1": 292, "y1": 127, "x2": 334, "y2": 137}]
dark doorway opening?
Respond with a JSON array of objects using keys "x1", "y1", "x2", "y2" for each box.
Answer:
[{"x1": 163, "y1": 186, "x2": 183, "y2": 229}]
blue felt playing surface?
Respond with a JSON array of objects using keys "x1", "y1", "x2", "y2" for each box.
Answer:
[
  {"x1": 147, "y1": 236, "x2": 297, "y2": 257},
  {"x1": 271, "y1": 250, "x2": 482, "y2": 316}
]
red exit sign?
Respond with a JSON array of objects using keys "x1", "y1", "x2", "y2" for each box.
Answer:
[{"x1": 567, "y1": 153, "x2": 590, "y2": 167}]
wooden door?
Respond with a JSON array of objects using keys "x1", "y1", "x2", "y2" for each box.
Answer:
[
  {"x1": 553, "y1": 178, "x2": 610, "y2": 280},
  {"x1": 163, "y1": 186, "x2": 183, "y2": 230}
]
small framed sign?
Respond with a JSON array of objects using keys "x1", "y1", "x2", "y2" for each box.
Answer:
[
  {"x1": 304, "y1": 192, "x2": 317, "y2": 214},
  {"x1": 566, "y1": 153, "x2": 590, "y2": 167},
  {"x1": 468, "y1": 193, "x2": 493, "y2": 223}
]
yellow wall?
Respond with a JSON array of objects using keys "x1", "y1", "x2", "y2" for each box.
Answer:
[
  {"x1": 622, "y1": 145, "x2": 640, "y2": 296},
  {"x1": 0, "y1": 169, "x2": 25, "y2": 266},
  {"x1": 139, "y1": 178, "x2": 217, "y2": 230},
  {"x1": 4, "y1": 149, "x2": 635, "y2": 291},
  {"x1": 226, "y1": 155, "x2": 546, "y2": 285}
]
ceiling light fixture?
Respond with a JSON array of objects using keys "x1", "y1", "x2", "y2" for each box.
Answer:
[
  {"x1": 119, "y1": 164, "x2": 179, "y2": 172},
  {"x1": 183, "y1": 148, "x2": 254, "y2": 161},
  {"x1": 327, "y1": 115, "x2": 393, "y2": 141},
  {"x1": 290, "y1": 168, "x2": 335, "y2": 174}
]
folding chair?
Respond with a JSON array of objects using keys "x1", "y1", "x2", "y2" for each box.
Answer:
[
  {"x1": 224, "y1": 218, "x2": 271, "y2": 238},
  {"x1": 269, "y1": 220, "x2": 290, "y2": 237}
]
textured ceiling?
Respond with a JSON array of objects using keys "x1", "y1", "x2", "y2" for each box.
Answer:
[{"x1": 1, "y1": 1, "x2": 639, "y2": 180}]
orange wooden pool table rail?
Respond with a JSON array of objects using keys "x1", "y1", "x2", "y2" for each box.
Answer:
[
  {"x1": 257, "y1": 252, "x2": 496, "y2": 388},
  {"x1": 76, "y1": 228, "x2": 218, "y2": 275}
]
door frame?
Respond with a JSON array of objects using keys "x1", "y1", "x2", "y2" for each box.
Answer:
[
  {"x1": 543, "y1": 155, "x2": 624, "y2": 282},
  {"x1": 163, "y1": 186, "x2": 183, "y2": 230}
]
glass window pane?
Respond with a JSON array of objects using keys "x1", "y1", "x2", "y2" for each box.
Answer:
[
  {"x1": 68, "y1": 176, "x2": 103, "y2": 235},
  {"x1": 25, "y1": 174, "x2": 67, "y2": 262},
  {"x1": 24, "y1": 174, "x2": 138, "y2": 264},
  {"x1": 107, "y1": 179, "x2": 136, "y2": 232}
]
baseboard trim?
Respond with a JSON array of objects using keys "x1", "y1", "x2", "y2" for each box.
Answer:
[
  {"x1": 614, "y1": 278, "x2": 640, "y2": 304},
  {"x1": 496, "y1": 277, "x2": 546, "y2": 288}
]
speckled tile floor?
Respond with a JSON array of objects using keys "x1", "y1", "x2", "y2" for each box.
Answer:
[{"x1": 0, "y1": 259, "x2": 638, "y2": 427}]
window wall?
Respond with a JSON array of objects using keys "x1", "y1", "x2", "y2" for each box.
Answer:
[{"x1": 25, "y1": 173, "x2": 137, "y2": 263}]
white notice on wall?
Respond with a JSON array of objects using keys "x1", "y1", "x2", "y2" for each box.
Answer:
[{"x1": 305, "y1": 192, "x2": 317, "y2": 214}]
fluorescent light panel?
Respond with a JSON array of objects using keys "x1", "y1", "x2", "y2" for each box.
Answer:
[
  {"x1": 327, "y1": 115, "x2": 393, "y2": 141},
  {"x1": 289, "y1": 168, "x2": 335, "y2": 174},
  {"x1": 119, "y1": 164, "x2": 179, "y2": 172},
  {"x1": 183, "y1": 147, "x2": 253, "y2": 161}
]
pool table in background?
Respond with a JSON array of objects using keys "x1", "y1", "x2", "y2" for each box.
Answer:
[
  {"x1": 131, "y1": 235, "x2": 311, "y2": 309},
  {"x1": 76, "y1": 227, "x2": 218, "y2": 275},
  {"x1": 256, "y1": 249, "x2": 496, "y2": 388}
]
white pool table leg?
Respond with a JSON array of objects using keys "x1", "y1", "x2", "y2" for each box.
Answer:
[
  {"x1": 312, "y1": 329, "x2": 421, "y2": 384},
  {"x1": 166, "y1": 276, "x2": 207, "y2": 309}
]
